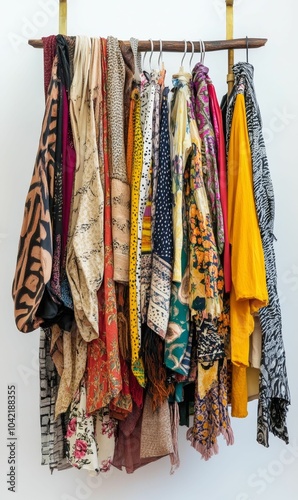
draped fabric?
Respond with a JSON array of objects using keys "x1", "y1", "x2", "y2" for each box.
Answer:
[
  {"x1": 207, "y1": 81, "x2": 231, "y2": 292},
  {"x1": 129, "y1": 87, "x2": 146, "y2": 386},
  {"x1": 147, "y1": 88, "x2": 173, "y2": 338},
  {"x1": 12, "y1": 36, "x2": 290, "y2": 476},
  {"x1": 12, "y1": 54, "x2": 60, "y2": 333},
  {"x1": 191, "y1": 63, "x2": 224, "y2": 255},
  {"x1": 67, "y1": 36, "x2": 104, "y2": 343},
  {"x1": 107, "y1": 36, "x2": 130, "y2": 284},
  {"x1": 226, "y1": 62, "x2": 290, "y2": 446}
]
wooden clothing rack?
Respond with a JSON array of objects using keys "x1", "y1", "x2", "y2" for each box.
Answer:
[{"x1": 28, "y1": 0, "x2": 267, "y2": 94}]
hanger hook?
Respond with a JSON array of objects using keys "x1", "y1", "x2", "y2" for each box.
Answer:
[
  {"x1": 189, "y1": 41, "x2": 194, "y2": 72},
  {"x1": 199, "y1": 39, "x2": 203, "y2": 63},
  {"x1": 142, "y1": 50, "x2": 147, "y2": 71},
  {"x1": 246, "y1": 36, "x2": 249, "y2": 63},
  {"x1": 158, "y1": 39, "x2": 163, "y2": 68},
  {"x1": 181, "y1": 40, "x2": 187, "y2": 68},
  {"x1": 199, "y1": 39, "x2": 205, "y2": 64},
  {"x1": 149, "y1": 39, "x2": 154, "y2": 72}
]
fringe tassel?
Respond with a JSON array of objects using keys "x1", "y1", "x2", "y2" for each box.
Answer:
[
  {"x1": 140, "y1": 326, "x2": 173, "y2": 412},
  {"x1": 186, "y1": 428, "x2": 219, "y2": 461},
  {"x1": 222, "y1": 425, "x2": 235, "y2": 446},
  {"x1": 170, "y1": 402, "x2": 180, "y2": 474}
]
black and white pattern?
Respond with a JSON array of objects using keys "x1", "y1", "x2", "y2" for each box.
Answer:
[
  {"x1": 226, "y1": 62, "x2": 290, "y2": 447},
  {"x1": 40, "y1": 328, "x2": 68, "y2": 471}
]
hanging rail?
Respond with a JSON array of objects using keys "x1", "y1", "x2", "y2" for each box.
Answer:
[{"x1": 28, "y1": 37, "x2": 267, "y2": 51}]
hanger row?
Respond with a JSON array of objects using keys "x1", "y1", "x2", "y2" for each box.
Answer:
[{"x1": 28, "y1": 37, "x2": 267, "y2": 51}]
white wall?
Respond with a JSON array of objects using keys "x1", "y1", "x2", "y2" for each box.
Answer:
[{"x1": 0, "y1": 1, "x2": 298, "y2": 499}]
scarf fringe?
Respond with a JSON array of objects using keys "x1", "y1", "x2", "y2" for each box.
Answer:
[
  {"x1": 141, "y1": 326, "x2": 172, "y2": 412},
  {"x1": 169, "y1": 402, "x2": 180, "y2": 474},
  {"x1": 186, "y1": 428, "x2": 219, "y2": 461},
  {"x1": 222, "y1": 425, "x2": 235, "y2": 446}
]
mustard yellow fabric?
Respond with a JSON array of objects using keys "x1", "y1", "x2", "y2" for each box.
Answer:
[
  {"x1": 129, "y1": 88, "x2": 145, "y2": 386},
  {"x1": 228, "y1": 93, "x2": 268, "y2": 417}
]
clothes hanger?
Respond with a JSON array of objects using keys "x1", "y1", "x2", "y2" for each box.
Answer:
[
  {"x1": 158, "y1": 39, "x2": 164, "y2": 71},
  {"x1": 200, "y1": 39, "x2": 206, "y2": 64},
  {"x1": 246, "y1": 35, "x2": 249, "y2": 63},
  {"x1": 173, "y1": 40, "x2": 191, "y2": 78},
  {"x1": 148, "y1": 38, "x2": 154, "y2": 72},
  {"x1": 188, "y1": 41, "x2": 194, "y2": 72},
  {"x1": 142, "y1": 50, "x2": 147, "y2": 71},
  {"x1": 157, "y1": 39, "x2": 167, "y2": 87}
]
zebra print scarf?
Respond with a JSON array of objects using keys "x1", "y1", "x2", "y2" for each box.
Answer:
[{"x1": 226, "y1": 62, "x2": 290, "y2": 447}]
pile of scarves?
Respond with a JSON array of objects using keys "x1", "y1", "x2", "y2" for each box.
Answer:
[{"x1": 12, "y1": 34, "x2": 290, "y2": 475}]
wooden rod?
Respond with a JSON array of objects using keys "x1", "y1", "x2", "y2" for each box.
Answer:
[
  {"x1": 226, "y1": 0, "x2": 234, "y2": 94},
  {"x1": 28, "y1": 37, "x2": 267, "y2": 51},
  {"x1": 59, "y1": 0, "x2": 67, "y2": 35}
]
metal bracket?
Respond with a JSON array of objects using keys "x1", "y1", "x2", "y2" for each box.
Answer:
[{"x1": 59, "y1": 0, "x2": 67, "y2": 35}]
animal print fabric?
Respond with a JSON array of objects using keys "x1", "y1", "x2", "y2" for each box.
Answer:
[
  {"x1": 107, "y1": 36, "x2": 130, "y2": 284},
  {"x1": 226, "y1": 62, "x2": 290, "y2": 446},
  {"x1": 12, "y1": 55, "x2": 60, "y2": 333},
  {"x1": 129, "y1": 87, "x2": 146, "y2": 386}
]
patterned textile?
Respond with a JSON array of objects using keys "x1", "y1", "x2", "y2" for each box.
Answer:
[
  {"x1": 164, "y1": 72, "x2": 190, "y2": 375},
  {"x1": 226, "y1": 62, "x2": 290, "y2": 445},
  {"x1": 107, "y1": 36, "x2": 130, "y2": 284},
  {"x1": 191, "y1": 63, "x2": 224, "y2": 254},
  {"x1": 140, "y1": 71, "x2": 160, "y2": 324},
  {"x1": 66, "y1": 381, "x2": 99, "y2": 472},
  {"x1": 54, "y1": 323, "x2": 87, "y2": 419},
  {"x1": 42, "y1": 35, "x2": 56, "y2": 99},
  {"x1": 138, "y1": 73, "x2": 156, "y2": 324},
  {"x1": 129, "y1": 37, "x2": 142, "y2": 83},
  {"x1": 85, "y1": 38, "x2": 123, "y2": 414},
  {"x1": 49, "y1": 36, "x2": 67, "y2": 305},
  {"x1": 140, "y1": 394, "x2": 173, "y2": 459},
  {"x1": 181, "y1": 69, "x2": 231, "y2": 459},
  {"x1": 170, "y1": 71, "x2": 192, "y2": 284},
  {"x1": 187, "y1": 358, "x2": 234, "y2": 459},
  {"x1": 147, "y1": 87, "x2": 173, "y2": 338},
  {"x1": 126, "y1": 84, "x2": 136, "y2": 186},
  {"x1": 40, "y1": 328, "x2": 68, "y2": 471},
  {"x1": 12, "y1": 54, "x2": 60, "y2": 333},
  {"x1": 129, "y1": 87, "x2": 145, "y2": 386},
  {"x1": 95, "y1": 408, "x2": 118, "y2": 473},
  {"x1": 119, "y1": 40, "x2": 135, "y2": 152},
  {"x1": 150, "y1": 71, "x2": 162, "y2": 236},
  {"x1": 67, "y1": 37, "x2": 104, "y2": 342},
  {"x1": 14, "y1": 36, "x2": 290, "y2": 474}
]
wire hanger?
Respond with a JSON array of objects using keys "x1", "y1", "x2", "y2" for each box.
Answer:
[
  {"x1": 200, "y1": 39, "x2": 206, "y2": 64},
  {"x1": 142, "y1": 50, "x2": 147, "y2": 71},
  {"x1": 188, "y1": 41, "x2": 194, "y2": 72},
  {"x1": 180, "y1": 40, "x2": 187, "y2": 69},
  {"x1": 246, "y1": 35, "x2": 249, "y2": 62},
  {"x1": 158, "y1": 39, "x2": 164, "y2": 70},
  {"x1": 149, "y1": 38, "x2": 154, "y2": 72}
]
